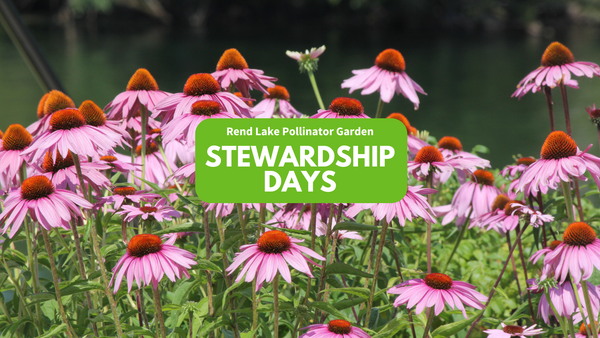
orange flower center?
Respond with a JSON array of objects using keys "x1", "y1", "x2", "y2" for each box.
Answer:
[
  {"x1": 114, "y1": 187, "x2": 136, "y2": 196},
  {"x1": 438, "y1": 136, "x2": 463, "y2": 151},
  {"x1": 37, "y1": 93, "x2": 49, "y2": 118},
  {"x1": 79, "y1": 100, "x2": 106, "y2": 127},
  {"x1": 471, "y1": 169, "x2": 494, "y2": 186},
  {"x1": 516, "y1": 157, "x2": 536, "y2": 166},
  {"x1": 563, "y1": 222, "x2": 596, "y2": 246},
  {"x1": 579, "y1": 322, "x2": 599, "y2": 336},
  {"x1": 191, "y1": 101, "x2": 222, "y2": 116},
  {"x1": 424, "y1": 273, "x2": 453, "y2": 290},
  {"x1": 139, "y1": 206, "x2": 158, "y2": 213},
  {"x1": 375, "y1": 48, "x2": 406, "y2": 72},
  {"x1": 183, "y1": 74, "x2": 221, "y2": 96},
  {"x1": 504, "y1": 200, "x2": 524, "y2": 216},
  {"x1": 136, "y1": 142, "x2": 159, "y2": 156},
  {"x1": 415, "y1": 146, "x2": 444, "y2": 164},
  {"x1": 149, "y1": 128, "x2": 161, "y2": 135},
  {"x1": 127, "y1": 234, "x2": 163, "y2": 257},
  {"x1": 329, "y1": 97, "x2": 364, "y2": 116},
  {"x1": 43, "y1": 151, "x2": 74, "y2": 173},
  {"x1": 502, "y1": 325, "x2": 524, "y2": 335},
  {"x1": 387, "y1": 112, "x2": 411, "y2": 131},
  {"x1": 265, "y1": 85, "x2": 290, "y2": 100},
  {"x1": 0, "y1": 130, "x2": 3, "y2": 139},
  {"x1": 541, "y1": 42, "x2": 575, "y2": 67},
  {"x1": 549, "y1": 240, "x2": 563, "y2": 250},
  {"x1": 257, "y1": 230, "x2": 291, "y2": 254},
  {"x1": 126, "y1": 68, "x2": 159, "y2": 91},
  {"x1": 409, "y1": 126, "x2": 418, "y2": 136},
  {"x1": 101, "y1": 155, "x2": 117, "y2": 162},
  {"x1": 491, "y1": 194, "x2": 511, "y2": 211},
  {"x1": 2, "y1": 124, "x2": 32, "y2": 151},
  {"x1": 43, "y1": 90, "x2": 75, "y2": 117},
  {"x1": 540, "y1": 131, "x2": 577, "y2": 160},
  {"x1": 50, "y1": 109, "x2": 86, "y2": 131},
  {"x1": 216, "y1": 48, "x2": 249, "y2": 71},
  {"x1": 327, "y1": 320, "x2": 352, "y2": 335},
  {"x1": 21, "y1": 175, "x2": 55, "y2": 200}
]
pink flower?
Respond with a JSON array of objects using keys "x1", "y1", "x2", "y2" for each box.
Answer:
[
  {"x1": 0, "y1": 125, "x2": 33, "y2": 188},
  {"x1": 388, "y1": 272, "x2": 487, "y2": 318},
  {"x1": 118, "y1": 198, "x2": 181, "y2": 222},
  {"x1": 512, "y1": 42, "x2": 600, "y2": 99},
  {"x1": 153, "y1": 73, "x2": 253, "y2": 124},
  {"x1": 173, "y1": 163, "x2": 195, "y2": 184},
  {"x1": 408, "y1": 146, "x2": 481, "y2": 184},
  {"x1": 345, "y1": 185, "x2": 437, "y2": 226},
  {"x1": 98, "y1": 155, "x2": 138, "y2": 173},
  {"x1": 484, "y1": 324, "x2": 544, "y2": 338},
  {"x1": 28, "y1": 90, "x2": 76, "y2": 137},
  {"x1": 540, "y1": 222, "x2": 600, "y2": 283},
  {"x1": 342, "y1": 48, "x2": 426, "y2": 108},
  {"x1": 37, "y1": 151, "x2": 111, "y2": 194},
  {"x1": 436, "y1": 136, "x2": 490, "y2": 168},
  {"x1": 434, "y1": 170, "x2": 500, "y2": 226},
  {"x1": 162, "y1": 100, "x2": 239, "y2": 145},
  {"x1": 117, "y1": 142, "x2": 177, "y2": 188},
  {"x1": 212, "y1": 48, "x2": 276, "y2": 98},
  {"x1": 312, "y1": 97, "x2": 369, "y2": 119},
  {"x1": 386, "y1": 113, "x2": 428, "y2": 155},
  {"x1": 586, "y1": 104, "x2": 600, "y2": 125},
  {"x1": 22, "y1": 109, "x2": 119, "y2": 163},
  {"x1": 79, "y1": 100, "x2": 129, "y2": 148},
  {"x1": 253, "y1": 85, "x2": 302, "y2": 118},
  {"x1": 95, "y1": 187, "x2": 160, "y2": 210},
  {"x1": 105, "y1": 68, "x2": 170, "y2": 121},
  {"x1": 300, "y1": 320, "x2": 371, "y2": 338},
  {"x1": 516, "y1": 131, "x2": 600, "y2": 195},
  {"x1": 0, "y1": 175, "x2": 92, "y2": 238},
  {"x1": 500, "y1": 157, "x2": 536, "y2": 179},
  {"x1": 286, "y1": 45, "x2": 326, "y2": 62},
  {"x1": 226, "y1": 230, "x2": 325, "y2": 291},
  {"x1": 109, "y1": 234, "x2": 197, "y2": 293}
]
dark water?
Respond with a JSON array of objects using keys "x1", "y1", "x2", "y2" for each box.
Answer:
[{"x1": 3, "y1": 24, "x2": 600, "y2": 168}]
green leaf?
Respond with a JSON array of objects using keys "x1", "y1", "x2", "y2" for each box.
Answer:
[
  {"x1": 60, "y1": 280, "x2": 105, "y2": 296},
  {"x1": 333, "y1": 222, "x2": 379, "y2": 232},
  {"x1": 431, "y1": 311, "x2": 481, "y2": 338},
  {"x1": 220, "y1": 232, "x2": 244, "y2": 252},
  {"x1": 174, "y1": 280, "x2": 201, "y2": 305},
  {"x1": 154, "y1": 222, "x2": 203, "y2": 235},
  {"x1": 2, "y1": 318, "x2": 33, "y2": 338},
  {"x1": 320, "y1": 287, "x2": 370, "y2": 299},
  {"x1": 196, "y1": 259, "x2": 222, "y2": 272},
  {"x1": 493, "y1": 286, "x2": 509, "y2": 300},
  {"x1": 221, "y1": 280, "x2": 244, "y2": 312},
  {"x1": 309, "y1": 301, "x2": 348, "y2": 321},
  {"x1": 326, "y1": 262, "x2": 373, "y2": 278},
  {"x1": 333, "y1": 298, "x2": 366, "y2": 310}
]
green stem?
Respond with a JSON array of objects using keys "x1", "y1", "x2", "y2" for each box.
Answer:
[
  {"x1": 544, "y1": 290, "x2": 569, "y2": 338},
  {"x1": 307, "y1": 71, "x2": 325, "y2": 110},
  {"x1": 571, "y1": 279, "x2": 593, "y2": 338},
  {"x1": 140, "y1": 105, "x2": 148, "y2": 190},
  {"x1": 569, "y1": 317, "x2": 578, "y2": 338},
  {"x1": 158, "y1": 143, "x2": 182, "y2": 192},
  {"x1": 581, "y1": 282, "x2": 599, "y2": 338},
  {"x1": 365, "y1": 219, "x2": 389, "y2": 328},
  {"x1": 426, "y1": 175, "x2": 433, "y2": 273},
  {"x1": 314, "y1": 203, "x2": 334, "y2": 322},
  {"x1": 561, "y1": 180, "x2": 576, "y2": 224},
  {"x1": 441, "y1": 217, "x2": 469, "y2": 273},
  {"x1": 422, "y1": 309, "x2": 435, "y2": 338},
  {"x1": 375, "y1": 98, "x2": 384, "y2": 118},
  {"x1": 273, "y1": 273, "x2": 280, "y2": 338},
  {"x1": 153, "y1": 286, "x2": 166, "y2": 338},
  {"x1": 215, "y1": 215, "x2": 241, "y2": 338},
  {"x1": 236, "y1": 203, "x2": 249, "y2": 244},
  {"x1": 303, "y1": 203, "x2": 318, "y2": 306}
]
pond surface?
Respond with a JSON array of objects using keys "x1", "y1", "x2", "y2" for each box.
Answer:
[{"x1": 2, "y1": 23, "x2": 600, "y2": 169}]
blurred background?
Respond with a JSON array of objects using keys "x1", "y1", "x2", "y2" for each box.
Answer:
[{"x1": 2, "y1": 0, "x2": 600, "y2": 168}]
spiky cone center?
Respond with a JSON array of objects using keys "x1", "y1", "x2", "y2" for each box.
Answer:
[
  {"x1": 2, "y1": 124, "x2": 32, "y2": 151},
  {"x1": 257, "y1": 230, "x2": 291, "y2": 254},
  {"x1": 540, "y1": 131, "x2": 577, "y2": 160},
  {"x1": 438, "y1": 136, "x2": 463, "y2": 151},
  {"x1": 191, "y1": 101, "x2": 222, "y2": 116},
  {"x1": 139, "y1": 206, "x2": 158, "y2": 213},
  {"x1": 387, "y1": 112, "x2": 411, "y2": 130},
  {"x1": 329, "y1": 97, "x2": 364, "y2": 116},
  {"x1": 502, "y1": 325, "x2": 524, "y2": 335},
  {"x1": 43, "y1": 151, "x2": 74, "y2": 173},
  {"x1": 113, "y1": 187, "x2": 136, "y2": 196},
  {"x1": 127, "y1": 234, "x2": 163, "y2": 257},
  {"x1": 491, "y1": 194, "x2": 511, "y2": 211},
  {"x1": 327, "y1": 320, "x2": 352, "y2": 335},
  {"x1": 375, "y1": 48, "x2": 406, "y2": 72},
  {"x1": 136, "y1": 142, "x2": 159, "y2": 156},
  {"x1": 549, "y1": 240, "x2": 563, "y2": 250},
  {"x1": 541, "y1": 42, "x2": 575, "y2": 67},
  {"x1": 21, "y1": 175, "x2": 54, "y2": 200},
  {"x1": 183, "y1": 74, "x2": 221, "y2": 96},
  {"x1": 43, "y1": 90, "x2": 75, "y2": 117},
  {"x1": 265, "y1": 85, "x2": 290, "y2": 100},
  {"x1": 100, "y1": 155, "x2": 117, "y2": 163},
  {"x1": 504, "y1": 200, "x2": 524, "y2": 216},
  {"x1": 424, "y1": 273, "x2": 453, "y2": 290},
  {"x1": 415, "y1": 146, "x2": 444, "y2": 164},
  {"x1": 471, "y1": 169, "x2": 494, "y2": 186},
  {"x1": 37, "y1": 93, "x2": 49, "y2": 118},
  {"x1": 50, "y1": 109, "x2": 86, "y2": 131},
  {"x1": 589, "y1": 109, "x2": 600, "y2": 125},
  {"x1": 216, "y1": 48, "x2": 249, "y2": 71},
  {"x1": 149, "y1": 128, "x2": 161, "y2": 135},
  {"x1": 126, "y1": 68, "x2": 159, "y2": 91},
  {"x1": 579, "y1": 322, "x2": 599, "y2": 336},
  {"x1": 516, "y1": 157, "x2": 536, "y2": 166},
  {"x1": 79, "y1": 100, "x2": 107, "y2": 126},
  {"x1": 563, "y1": 222, "x2": 596, "y2": 246}
]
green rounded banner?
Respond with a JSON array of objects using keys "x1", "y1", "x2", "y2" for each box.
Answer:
[{"x1": 195, "y1": 118, "x2": 407, "y2": 203}]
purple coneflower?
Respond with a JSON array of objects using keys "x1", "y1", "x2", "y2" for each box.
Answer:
[
  {"x1": 39, "y1": 151, "x2": 111, "y2": 193},
  {"x1": 79, "y1": 100, "x2": 129, "y2": 148},
  {"x1": 0, "y1": 124, "x2": 33, "y2": 187},
  {"x1": 388, "y1": 272, "x2": 487, "y2": 318},
  {"x1": 110, "y1": 233, "x2": 197, "y2": 293},
  {"x1": 312, "y1": 97, "x2": 369, "y2": 119},
  {"x1": 341, "y1": 48, "x2": 426, "y2": 109},
  {"x1": 95, "y1": 186, "x2": 160, "y2": 209},
  {"x1": 471, "y1": 195, "x2": 554, "y2": 233},
  {"x1": 98, "y1": 155, "x2": 138, "y2": 173},
  {"x1": 118, "y1": 198, "x2": 181, "y2": 222},
  {"x1": 387, "y1": 113, "x2": 428, "y2": 155},
  {"x1": 226, "y1": 230, "x2": 325, "y2": 291},
  {"x1": 500, "y1": 157, "x2": 536, "y2": 179},
  {"x1": 253, "y1": 85, "x2": 302, "y2": 118},
  {"x1": 407, "y1": 146, "x2": 480, "y2": 184},
  {"x1": 300, "y1": 320, "x2": 371, "y2": 338},
  {"x1": 121, "y1": 142, "x2": 177, "y2": 188},
  {"x1": 28, "y1": 90, "x2": 76, "y2": 137},
  {"x1": 212, "y1": 48, "x2": 276, "y2": 97},
  {"x1": 484, "y1": 324, "x2": 544, "y2": 338}
]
